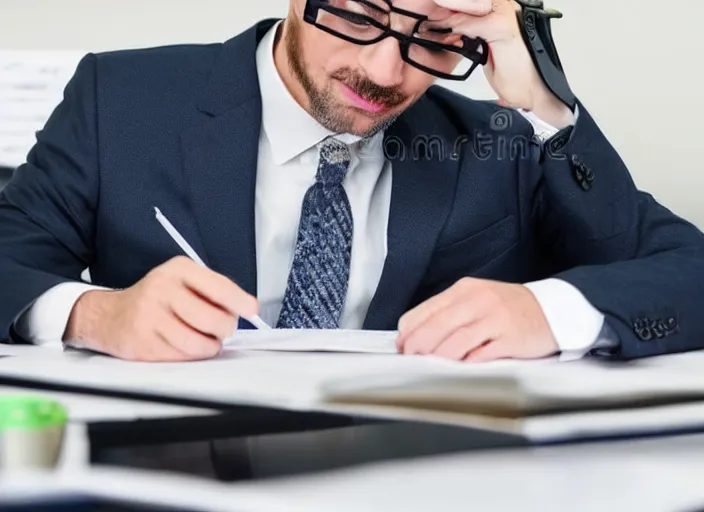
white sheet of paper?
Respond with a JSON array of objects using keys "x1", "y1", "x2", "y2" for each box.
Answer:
[
  {"x1": 0, "y1": 345, "x2": 465, "y2": 412},
  {"x1": 0, "y1": 51, "x2": 84, "y2": 168},
  {"x1": 224, "y1": 329, "x2": 400, "y2": 354}
]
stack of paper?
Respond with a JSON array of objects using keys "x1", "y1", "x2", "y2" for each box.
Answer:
[
  {"x1": 224, "y1": 329, "x2": 399, "y2": 354},
  {"x1": 317, "y1": 356, "x2": 704, "y2": 441}
]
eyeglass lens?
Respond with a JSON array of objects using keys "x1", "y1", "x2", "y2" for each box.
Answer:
[{"x1": 313, "y1": 0, "x2": 483, "y2": 78}]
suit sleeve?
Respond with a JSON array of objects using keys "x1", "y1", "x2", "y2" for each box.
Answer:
[
  {"x1": 0, "y1": 54, "x2": 99, "y2": 342},
  {"x1": 533, "y1": 101, "x2": 704, "y2": 360}
]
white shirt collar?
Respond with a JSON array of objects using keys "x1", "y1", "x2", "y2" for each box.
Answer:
[{"x1": 256, "y1": 21, "x2": 378, "y2": 166}]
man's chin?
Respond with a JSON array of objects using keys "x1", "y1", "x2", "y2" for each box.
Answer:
[
  {"x1": 343, "y1": 118, "x2": 388, "y2": 138},
  {"x1": 312, "y1": 98, "x2": 402, "y2": 137},
  {"x1": 342, "y1": 106, "x2": 402, "y2": 137}
]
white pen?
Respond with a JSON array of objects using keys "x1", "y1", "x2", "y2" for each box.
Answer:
[{"x1": 154, "y1": 207, "x2": 272, "y2": 331}]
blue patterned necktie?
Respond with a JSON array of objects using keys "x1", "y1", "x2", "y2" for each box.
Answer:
[{"x1": 276, "y1": 137, "x2": 353, "y2": 329}]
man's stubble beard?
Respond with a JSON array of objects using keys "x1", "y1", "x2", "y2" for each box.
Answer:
[{"x1": 285, "y1": 17, "x2": 402, "y2": 138}]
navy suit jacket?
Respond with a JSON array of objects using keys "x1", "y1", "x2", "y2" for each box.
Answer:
[{"x1": 2, "y1": 19, "x2": 704, "y2": 359}]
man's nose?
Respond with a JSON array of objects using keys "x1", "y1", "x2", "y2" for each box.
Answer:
[{"x1": 357, "y1": 37, "x2": 405, "y2": 88}]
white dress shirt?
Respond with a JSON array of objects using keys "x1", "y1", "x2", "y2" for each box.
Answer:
[{"x1": 14, "y1": 22, "x2": 609, "y2": 360}]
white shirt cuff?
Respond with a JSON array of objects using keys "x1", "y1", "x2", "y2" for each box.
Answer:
[
  {"x1": 524, "y1": 278, "x2": 605, "y2": 362},
  {"x1": 13, "y1": 282, "x2": 108, "y2": 347},
  {"x1": 517, "y1": 105, "x2": 580, "y2": 143}
]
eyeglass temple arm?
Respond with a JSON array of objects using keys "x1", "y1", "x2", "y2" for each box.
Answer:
[{"x1": 515, "y1": 0, "x2": 576, "y2": 110}]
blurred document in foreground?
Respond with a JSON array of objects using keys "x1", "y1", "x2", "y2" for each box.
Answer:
[{"x1": 0, "y1": 51, "x2": 84, "y2": 168}]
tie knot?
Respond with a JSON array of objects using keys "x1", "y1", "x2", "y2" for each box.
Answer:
[{"x1": 316, "y1": 138, "x2": 351, "y2": 186}]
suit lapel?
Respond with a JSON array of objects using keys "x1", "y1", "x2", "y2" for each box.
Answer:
[
  {"x1": 181, "y1": 103, "x2": 261, "y2": 296},
  {"x1": 363, "y1": 102, "x2": 460, "y2": 330},
  {"x1": 180, "y1": 20, "x2": 277, "y2": 296}
]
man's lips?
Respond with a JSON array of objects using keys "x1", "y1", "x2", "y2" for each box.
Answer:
[{"x1": 339, "y1": 82, "x2": 390, "y2": 114}]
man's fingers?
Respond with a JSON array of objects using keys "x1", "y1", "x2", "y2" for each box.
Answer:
[
  {"x1": 397, "y1": 294, "x2": 455, "y2": 348},
  {"x1": 464, "y1": 338, "x2": 510, "y2": 363},
  {"x1": 149, "y1": 330, "x2": 195, "y2": 362},
  {"x1": 157, "y1": 312, "x2": 222, "y2": 360},
  {"x1": 170, "y1": 286, "x2": 238, "y2": 341},
  {"x1": 397, "y1": 278, "x2": 478, "y2": 346},
  {"x1": 118, "y1": 316, "x2": 190, "y2": 362},
  {"x1": 399, "y1": 298, "x2": 487, "y2": 355},
  {"x1": 434, "y1": 0, "x2": 493, "y2": 17},
  {"x1": 432, "y1": 320, "x2": 497, "y2": 360},
  {"x1": 168, "y1": 257, "x2": 259, "y2": 319},
  {"x1": 430, "y1": 1, "x2": 516, "y2": 43}
]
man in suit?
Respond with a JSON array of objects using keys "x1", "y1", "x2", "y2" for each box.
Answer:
[
  {"x1": 0, "y1": 168, "x2": 13, "y2": 192},
  {"x1": 1, "y1": 0, "x2": 703, "y2": 363}
]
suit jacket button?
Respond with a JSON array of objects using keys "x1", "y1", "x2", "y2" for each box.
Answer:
[
  {"x1": 548, "y1": 128, "x2": 572, "y2": 155},
  {"x1": 570, "y1": 155, "x2": 593, "y2": 191}
]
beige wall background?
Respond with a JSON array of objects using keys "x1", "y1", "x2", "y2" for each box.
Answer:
[{"x1": 2, "y1": 0, "x2": 702, "y2": 227}]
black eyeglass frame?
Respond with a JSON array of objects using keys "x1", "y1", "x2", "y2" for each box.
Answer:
[{"x1": 303, "y1": 0, "x2": 489, "y2": 81}]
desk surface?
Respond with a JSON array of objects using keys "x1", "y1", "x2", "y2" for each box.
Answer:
[
  {"x1": 232, "y1": 432, "x2": 704, "y2": 511},
  {"x1": 4, "y1": 433, "x2": 704, "y2": 511},
  {"x1": 6, "y1": 342, "x2": 704, "y2": 506}
]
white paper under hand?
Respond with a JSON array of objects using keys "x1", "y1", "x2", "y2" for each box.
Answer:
[{"x1": 223, "y1": 329, "x2": 400, "y2": 354}]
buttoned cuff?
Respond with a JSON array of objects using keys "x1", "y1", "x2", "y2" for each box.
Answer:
[{"x1": 524, "y1": 277, "x2": 605, "y2": 362}]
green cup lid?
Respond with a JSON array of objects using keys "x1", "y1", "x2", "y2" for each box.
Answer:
[{"x1": 0, "y1": 396, "x2": 68, "y2": 431}]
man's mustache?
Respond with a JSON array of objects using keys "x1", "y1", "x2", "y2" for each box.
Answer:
[{"x1": 331, "y1": 68, "x2": 407, "y2": 108}]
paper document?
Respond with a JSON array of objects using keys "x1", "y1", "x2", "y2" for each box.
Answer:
[
  {"x1": 224, "y1": 329, "x2": 400, "y2": 354},
  {"x1": 0, "y1": 345, "x2": 459, "y2": 413},
  {"x1": 0, "y1": 51, "x2": 84, "y2": 168}
]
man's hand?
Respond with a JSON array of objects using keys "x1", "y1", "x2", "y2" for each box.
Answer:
[
  {"x1": 396, "y1": 278, "x2": 559, "y2": 362},
  {"x1": 64, "y1": 256, "x2": 259, "y2": 362},
  {"x1": 432, "y1": 0, "x2": 574, "y2": 128}
]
